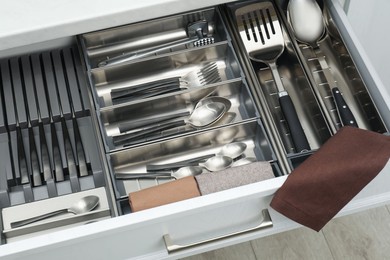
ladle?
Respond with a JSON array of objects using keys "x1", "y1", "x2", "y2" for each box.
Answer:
[
  {"x1": 11, "y1": 196, "x2": 100, "y2": 228},
  {"x1": 287, "y1": 0, "x2": 358, "y2": 127},
  {"x1": 146, "y1": 142, "x2": 246, "y2": 171}
]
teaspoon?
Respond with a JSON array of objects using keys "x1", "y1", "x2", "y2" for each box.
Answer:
[{"x1": 11, "y1": 196, "x2": 100, "y2": 228}]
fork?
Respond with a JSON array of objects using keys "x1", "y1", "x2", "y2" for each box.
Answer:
[{"x1": 111, "y1": 61, "x2": 222, "y2": 104}]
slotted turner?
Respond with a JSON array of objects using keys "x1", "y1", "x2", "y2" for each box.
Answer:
[{"x1": 235, "y1": 2, "x2": 310, "y2": 152}]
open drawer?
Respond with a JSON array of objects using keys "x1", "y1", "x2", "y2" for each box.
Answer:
[{"x1": 0, "y1": 0, "x2": 389, "y2": 259}]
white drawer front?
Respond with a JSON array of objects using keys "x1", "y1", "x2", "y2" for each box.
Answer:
[{"x1": 1, "y1": 161, "x2": 390, "y2": 260}]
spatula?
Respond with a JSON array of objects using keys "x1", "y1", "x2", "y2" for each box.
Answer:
[{"x1": 235, "y1": 2, "x2": 310, "y2": 153}]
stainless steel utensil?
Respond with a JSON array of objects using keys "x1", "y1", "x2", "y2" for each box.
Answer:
[
  {"x1": 287, "y1": 0, "x2": 358, "y2": 127},
  {"x1": 235, "y1": 2, "x2": 310, "y2": 152},
  {"x1": 110, "y1": 61, "x2": 221, "y2": 104},
  {"x1": 232, "y1": 157, "x2": 257, "y2": 167},
  {"x1": 115, "y1": 94, "x2": 229, "y2": 137},
  {"x1": 116, "y1": 155, "x2": 232, "y2": 180},
  {"x1": 11, "y1": 196, "x2": 100, "y2": 228},
  {"x1": 115, "y1": 166, "x2": 204, "y2": 180},
  {"x1": 113, "y1": 102, "x2": 226, "y2": 145},
  {"x1": 98, "y1": 20, "x2": 215, "y2": 67},
  {"x1": 146, "y1": 142, "x2": 246, "y2": 171}
]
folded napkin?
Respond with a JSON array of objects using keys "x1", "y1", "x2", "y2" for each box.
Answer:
[
  {"x1": 129, "y1": 176, "x2": 200, "y2": 212},
  {"x1": 270, "y1": 126, "x2": 390, "y2": 231},
  {"x1": 195, "y1": 161, "x2": 274, "y2": 195}
]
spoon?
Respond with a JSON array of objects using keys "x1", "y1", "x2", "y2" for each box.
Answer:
[
  {"x1": 186, "y1": 102, "x2": 226, "y2": 128},
  {"x1": 114, "y1": 96, "x2": 229, "y2": 136},
  {"x1": 232, "y1": 157, "x2": 257, "y2": 167},
  {"x1": 287, "y1": 0, "x2": 358, "y2": 127},
  {"x1": 146, "y1": 142, "x2": 246, "y2": 171},
  {"x1": 112, "y1": 102, "x2": 226, "y2": 145},
  {"x1": 11, "y1": 196, "x2": 100, "y2": 228},
  {"x1": 195, "y1": 96, "x2": 231, "y2": 112},
  {"x1": 115, "y1": 166, "x2": 204, "y2": 180}
]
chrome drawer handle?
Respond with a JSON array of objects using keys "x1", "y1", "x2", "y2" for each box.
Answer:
[{"x1": 163, "y1": 208, "x2": 272, "y2": 253}]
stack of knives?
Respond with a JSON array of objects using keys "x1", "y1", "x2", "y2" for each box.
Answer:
[{"x1": 0, "y1": 47, "x2": 92, "y2": 204}]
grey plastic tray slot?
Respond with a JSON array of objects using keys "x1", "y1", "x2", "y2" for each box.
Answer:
[
  {"x1": 31, "y1": 53, "x2": 50, "y2": 124},
  {"x1": 1, "y1": 60, "x2": 16, "y2": 130},
  {"x1": 10, "y1": 58, "x2": 27, "y2": 127},
  {"x1": 41, "y1": 52, "x2": 61, "y2": 121},
  {"x1": 20, "y1": 55, "x2": 39, "y2": 126},
  {"x1": 52, "y1": 50, "x2": 72, "y2": 119},
  {"x1": 72, "y1": 48, "x2": 91, "y2": 114},
  {"x1": 0, "y1": 83, "x2": 5, "y2": 133},
  {"x1": 62, "y1": 48, "x2": 84, "y2": 117}
]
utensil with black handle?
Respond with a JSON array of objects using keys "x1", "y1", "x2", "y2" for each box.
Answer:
[{"x1": 235, "y1": 2, "x2": 310, "y2": 152}]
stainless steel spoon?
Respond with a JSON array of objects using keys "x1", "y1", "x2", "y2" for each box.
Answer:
[
  {"x1": 11, "y1": 196, "x2": 100, "y2": 228},
  {"x1": 186, "y1": 102, "x2": 226, "y2": 128},
  {"x1": 114, "y1": 96, "x2": 230, "y2": 136},
  {"x1": 116, "y1": 155, "x2": 233, "y2": 180},
  {"x1": 232, "y1": 157, "x2": 257, "y2": 167},
  {"x1": 115, "y1": 166, "x2": 204, "y2": 180},
  {"x1": 112, "y1": 102, "x2": 226, "y2": 145},
  {"x1": 218, "y1": 142, "x2": 247, "y2": 159},
  {"x1": 146, "y1": 142, "x2": 246, "y2": 171},
  {"x1": 287, "y1": 0, "x2": 358, "y2": 127},
  {"x1": 148, "y1": 155, "x2": 233, "y2": 173}
]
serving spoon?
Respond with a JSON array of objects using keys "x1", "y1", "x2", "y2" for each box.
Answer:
[
  {"x1": 287, "y1": 0, "x2": 358, "y2": 127},
  {"x1": 11, "y1": 196, "x2": 100, "y2": 228}
]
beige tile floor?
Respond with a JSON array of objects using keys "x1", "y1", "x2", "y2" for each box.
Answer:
[{"x1": 184, "y1": 205, "x2": 390, "y2": 260}]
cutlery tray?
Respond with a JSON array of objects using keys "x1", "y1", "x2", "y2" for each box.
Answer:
[
  {"x1": 79, "y1": 6, "x2": 285, "y2": 216},
  {"x1": 79, "y1": 1, "x2": 389, "y2": 216},
  {"x1": 279, "y1": 0, "x2": 387, "y2": 134},
  {"x1": 224, "y1": 0, "x2": 387, "y2": 159}
]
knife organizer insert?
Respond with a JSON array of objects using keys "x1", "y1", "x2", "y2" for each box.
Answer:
[{"x1": 0, "y1": 47, "x2": 112, "y2": 242}]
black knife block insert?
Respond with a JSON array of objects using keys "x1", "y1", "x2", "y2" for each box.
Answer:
[{"x1": 0, "y1": 46, "x2": 104, "y2": 210}]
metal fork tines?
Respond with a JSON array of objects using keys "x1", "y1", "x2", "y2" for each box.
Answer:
[
  {"x1": 110, "y1": 61, "x2": 222, "y2": 104},
  {"x1": 195, "y1": 62, "x2": 222, "y2": 85}
]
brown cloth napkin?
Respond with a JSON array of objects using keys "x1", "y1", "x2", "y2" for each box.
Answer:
[
  {"x1": 129, "y1": 176, "x2": 200, "y2": 212},
  {"x1": 195, "y1": 161, "x2": 274, "y2": 195},
  {"x1": 270, "y1": 126, "x2": 390, "y2": 231}
]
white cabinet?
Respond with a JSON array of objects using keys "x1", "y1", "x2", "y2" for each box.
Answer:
[{"x1": 346, "y1": 0, "x2": 390, "y2": 96}]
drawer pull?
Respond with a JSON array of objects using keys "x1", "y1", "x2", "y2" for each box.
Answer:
[{"x1": 163, "y1": 208, "x2": 272, "y2": 253}]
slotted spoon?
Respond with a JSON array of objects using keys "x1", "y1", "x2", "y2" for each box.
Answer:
[{"x1": 235, "y1": 2, "x2": 310, "y2": 152}]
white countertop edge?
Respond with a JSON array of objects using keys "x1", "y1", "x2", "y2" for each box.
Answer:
[{"x1": 0, "y1": 0, "x2": 236, "y2": 52}]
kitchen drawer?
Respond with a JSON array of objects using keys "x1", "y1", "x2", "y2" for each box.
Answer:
[{"x1": 0, "y1": 0, "x2": 390, "y2": 259}]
